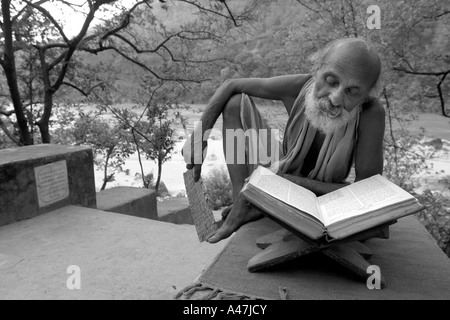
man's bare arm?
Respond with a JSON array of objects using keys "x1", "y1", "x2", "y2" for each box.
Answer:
[
  {"x1": 354, "y1": 99, "x2": 385, "y2": 181},
  {"x1": 199, "y1": 74, "x2": 311, "y2": 132}
]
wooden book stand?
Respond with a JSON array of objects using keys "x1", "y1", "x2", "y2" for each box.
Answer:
[{"x1": 247, "y1": 217, "x2": 397, "y2": 289}]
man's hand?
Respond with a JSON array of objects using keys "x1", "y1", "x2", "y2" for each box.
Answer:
[
  {"x1": 182, "y1": 134, "x2": 208, "y2": 182},
  {"x1": 186, "y1": 163, "x2": 203, "y2": 183}
]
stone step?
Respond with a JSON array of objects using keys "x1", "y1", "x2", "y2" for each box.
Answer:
[
  {"x1": 0, "y1": 205, "x2": 226, "y2": 299},
  {"x1": 96, "y1": 187, "x2": 157, "y2": 220},
  {"x1": 157, "y1": 197, "x2": 193, "y2": 225}
]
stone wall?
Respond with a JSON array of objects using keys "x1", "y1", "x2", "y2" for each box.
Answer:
[{"x1": 0, "y1": 144, "x2": 96, "y2": 227}]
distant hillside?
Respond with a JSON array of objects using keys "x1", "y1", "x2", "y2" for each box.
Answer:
[{"x1": 70, "y1": 0, "x2": 448, "y2": 114}]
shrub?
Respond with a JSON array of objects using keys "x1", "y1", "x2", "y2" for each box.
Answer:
[
  {"x1": 143, "y1": 172, "x2": 170, "y2": 197},
  {"x1": 383, "y1": 136, "x2": 431, "y2": 191},
  {"x1": 383, "y1": 135, "x2": 450, "y2": 257},
  {"x1": 203, "y1": 167, "x2": 233, "y2": 210},
  {"x1": 414, "y1": 189, "x2": 450, "y2": 257}
]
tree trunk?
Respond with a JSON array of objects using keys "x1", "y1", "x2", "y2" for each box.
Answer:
[
  {"x1": 437, "y1": 73, "x2": 449, "y2": 118},
  {"x1": 36, "y1": 90, "x2": 53, "y2": 143},
  {"x1": 155, "y1": 153, "x2": 162, "y2": 193},
  {"x1": 383, "y1": 87, "x2": 398, "y2": 168},
  {"x1": 101, "y1": 148, "x2": 113, "y2": 191},
  {"x1": 132, "y1": 130, "x2": 148, "y2": 188},
  {"x1": 1, "y1": 0, "x2": 32, "y2": 145}
]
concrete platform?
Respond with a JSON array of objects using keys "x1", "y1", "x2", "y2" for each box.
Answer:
[
  {"x1": 0, "y1": 205, "x2": 226, "y2": 299},
  {"x1": 180, "y1": 216, "x2": 450, "y2": 300}
]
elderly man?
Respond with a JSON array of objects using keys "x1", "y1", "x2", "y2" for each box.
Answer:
[{"x1": 184, "y1": 37, "x2": 385, "y2": 243}]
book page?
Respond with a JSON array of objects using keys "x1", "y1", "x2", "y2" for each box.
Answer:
[
  {"x1": 250, "y1": 168, "x2": 322, "y2": 222},
  {"x1": 317, "y1": 188, "x2": 364, "y2": 226},
  {"x1": 318, "y1": 174, "x2": 414, "y2": 226}
]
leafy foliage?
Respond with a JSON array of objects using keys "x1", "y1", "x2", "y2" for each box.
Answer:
[
  {"x1": 203, "y1": 167, "x2": 233, "y2": 210},
  {"x1": 104, "y1": 81, "x2": 189, "y2": 193},
  {"x1": 415, "y1": 190, "x2": 450, "y2": 256},
  {"x1": 52, "y1": 104, "x2": 135, "y2": 190},
  {"x1": 383, "y1": 136, "x2": 431, "y2": 191}
]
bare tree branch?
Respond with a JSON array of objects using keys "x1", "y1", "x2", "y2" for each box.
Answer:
[
  {"x1": 219, "y1": 0, "x2": 238, "y2": 27},
  {"x1": 393, "y1": 68, "x2": 450, "y2": 118},
  {"x1": 109, "y1": 29, "x2": 222, "y2": 59},
  {"x1": 11, "y1": 0, "x2": 48, "y2": 23},
  {"x1": 59, "y1": 0, "x2": 85, "y2": 8},
  {"x1": 137, "y1": 83, "x2": 163, "y2": 122},
  {"x1": 177, "y1": 0, "x2": 244, "y2": 26},
  {"x1": 82, "y1": 45, "x2": 204, "y2": 83},
  {"x1": 437, "y1": 72, "x2": 449, "y2": 118},
  {"x1": 160, "y1": 44, "x2": 227, "y2": 64},
  {"x1": 340, "y1": 0, "x2": 349, "y2": 37},
  {"x1": 92, "y1": 90, "x2": 157, "y2": 149},
  {"x1": 0, "y1": 108, "x2": 14, "y2": 116},
  {"x1": 432, "y1": 10, "x2": 450, "y2": 18},
  {"x1": 296, "y1": 0, "x2": 325, "y2": 21},
  {"x1": 50, "y1": 0, "x2": 117, "y2": 92},
  {"x1": 393, "y1": 67, "x2": 450, "y2": 77},
  {"x1": 391, "y1": 48, "x2": 415, "y2": 72},
  {"x1": 98, "y1": 0, "x2": 148, "y2": 43},
  {"x1": 40, "y1": 43, "x2": 70, "y2": 50},
  {"x1": 47, "y1": 48, "x2": 69, "y2": 71},
  {"x1": 62, "y1": 81, "x2": 104, "y2": 97}
]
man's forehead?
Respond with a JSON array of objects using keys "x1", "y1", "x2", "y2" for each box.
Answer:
[{"x1": 322, "y1": 40, "x2": 380, "y2": 88}]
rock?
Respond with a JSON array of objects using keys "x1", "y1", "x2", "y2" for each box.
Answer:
[{"x1": 424, "y1": 138, "x2": 443, "y2": 150}]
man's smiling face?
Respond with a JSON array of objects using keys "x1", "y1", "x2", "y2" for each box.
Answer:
[
  {"x1": 313, "y1": 38, "x2": 381, "y2": 115},
  {"x1": 305, "y1": 38, "x2": 381, "y2": 134}
]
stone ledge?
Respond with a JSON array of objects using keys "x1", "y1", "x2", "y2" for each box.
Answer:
[
  {"x1": 0, "y1": 144, "x2": 96, "y2": 227},
  {"x1": 157, "y1": 197, "x2": 194, "y2": 225},
  {"x1": 96, "y1": 186, "x2": 157, "y2": 220}
]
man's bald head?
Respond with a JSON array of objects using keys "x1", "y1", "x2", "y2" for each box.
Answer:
[{"x1": 310, "y1": 38, "x2": 383, "y2": 98}]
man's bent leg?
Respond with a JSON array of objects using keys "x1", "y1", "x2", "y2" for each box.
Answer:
[{"x1": 208, "y1": 94, "x2": 267, "y2": 243}]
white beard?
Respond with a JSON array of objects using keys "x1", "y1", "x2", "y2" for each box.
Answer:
[{"x1": 304, "y1": 80, "x2": 360, "y2": 135}]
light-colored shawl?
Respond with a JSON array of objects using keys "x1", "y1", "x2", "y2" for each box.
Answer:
[{"x1": 240, "y1": 76, "x2": 359, "y2": 183}]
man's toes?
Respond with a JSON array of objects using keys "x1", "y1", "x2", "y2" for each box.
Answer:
[{"x1": 207, "y1": 226, "x2": 233, "y2": 243}]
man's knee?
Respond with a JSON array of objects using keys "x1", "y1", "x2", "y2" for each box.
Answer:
[{"x1": 223, "y1": 94, "x2": 242, "y2": 120}]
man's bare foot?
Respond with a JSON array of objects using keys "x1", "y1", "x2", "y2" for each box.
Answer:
[
  {"x1": 208, "y1": 199, "x2": 263, "y2": 243},
  {"x1": 221, "y1": 205, "x2": 233, "y2": 221}
]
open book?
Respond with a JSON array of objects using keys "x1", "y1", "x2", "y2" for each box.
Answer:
[{"x1": 240, "y1": 166, "x2": 424, "y2": 242}]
